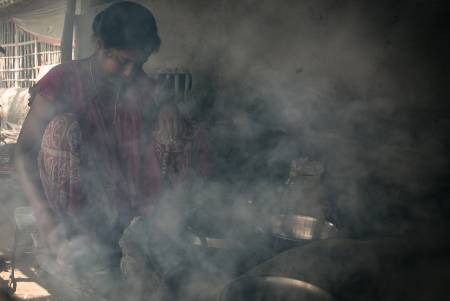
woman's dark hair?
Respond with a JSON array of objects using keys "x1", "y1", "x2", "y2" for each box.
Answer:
[{"x1": 92, "y1": 1, "x2": 161, "y2": 52}]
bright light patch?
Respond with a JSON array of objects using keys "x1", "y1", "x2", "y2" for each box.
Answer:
[{"x1": 1, "y1": 266, "x2": 51, "y2": 300}]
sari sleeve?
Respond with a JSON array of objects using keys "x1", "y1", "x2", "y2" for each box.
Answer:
[{"x1": 28, "y1": 64, "x2": 70, "y2": 106}]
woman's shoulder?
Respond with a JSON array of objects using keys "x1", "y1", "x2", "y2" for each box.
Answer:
[
  {"x1": 29, "y1": 59, "x2": 89, "y2": 104},
  {"x1": 34, "y1": 59, "x2": 88, "y2": 89},
  {"x1": 43, "y1": 58, "x2": 87, "y2": 76}
]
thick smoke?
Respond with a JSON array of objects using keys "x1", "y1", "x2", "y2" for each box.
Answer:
[
  {"x1": 138, "y1": 0, "x2": 450, "y2": 299},
  {"x1": 1, "y1": 0, "x2": 449, "y2": 300},
  {"x1": 140, "y1": 0, "x2": 450, "y2": 234}
]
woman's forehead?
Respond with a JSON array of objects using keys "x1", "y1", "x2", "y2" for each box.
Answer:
[{"x1": 112, "y1": 48, "x2": 151, "y2": 63}]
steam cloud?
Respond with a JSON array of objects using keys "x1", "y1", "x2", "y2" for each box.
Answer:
[
  {"x1": 1, "y1": 0, "x2": 449, "y2": 300},
  {"x1": 143, "y1": 0, "x2": 449, "y2": 235}
]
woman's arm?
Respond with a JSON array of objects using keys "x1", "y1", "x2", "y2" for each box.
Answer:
[{"x1": 15, "y1": 94, "x2": 59, "y2": 247}]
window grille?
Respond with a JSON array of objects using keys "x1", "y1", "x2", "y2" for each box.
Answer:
[
  {"x1": 0, "y1": 0, "x2": 28, "y2": 9},
  {"x1": 0, "y1": 22, "x2": 61, "y2": 88}
]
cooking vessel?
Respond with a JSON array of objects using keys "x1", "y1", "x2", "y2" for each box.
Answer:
[
  {"x1": 266, "y1": 214, "x2": 338, "y2": 242},
  {"x1": 217, "y1": 276, "x2": 334, "y2": 301},
  {"x1": 183, "y1": 229, "x2": 244, "y2": 250}
]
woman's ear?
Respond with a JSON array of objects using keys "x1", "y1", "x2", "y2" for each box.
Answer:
[{"x1": 95, "y1": 38, "x2": 103, "y2": 50}]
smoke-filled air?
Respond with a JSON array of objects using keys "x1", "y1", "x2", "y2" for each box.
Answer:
[{"x1": 0, "y1": 0, "x2": 449, "y2": 301}]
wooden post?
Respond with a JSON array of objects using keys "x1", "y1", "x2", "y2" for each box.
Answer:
[
  {"x1": 34, "y1": 40, "x2": 38, "y2": 82},
  {"x1": 14, "y1": 26, "x2": 18, "y2": 87},
  {"x1": 61, "y1": 0, "x2": 76, "y2": 62}
]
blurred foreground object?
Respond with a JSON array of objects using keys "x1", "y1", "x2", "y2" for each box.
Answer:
[{"x1": 218, "y1": 276, "x2": 334, "y2": 301}]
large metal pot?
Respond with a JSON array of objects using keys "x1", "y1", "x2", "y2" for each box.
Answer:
[
  {"x1": 266, "y1": 214, "x2": 338, "y2": 242},
  {"x1": 217, "y1": 276, "x2": 334, "y2": 301}
]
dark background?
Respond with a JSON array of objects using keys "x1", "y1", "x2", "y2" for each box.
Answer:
[{"x1": 140, "y1": 0, "x2": 450, "y2": 239}]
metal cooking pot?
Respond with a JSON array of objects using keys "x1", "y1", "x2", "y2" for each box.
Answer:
[
  {"x1": 266, "y1": 214, "x2": 338, "y2": 242},
  {"x1": 217, "y1": 276, "x2": 334, "y2": 301}
]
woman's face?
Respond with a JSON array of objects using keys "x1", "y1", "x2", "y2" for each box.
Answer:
[{"x1": 97, "y1": 47, "x2": 152, "y2": 81}]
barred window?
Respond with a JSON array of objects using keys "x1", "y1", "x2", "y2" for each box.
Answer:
[{"x1": 0, "y1": 22, "x2": 61, "y2": 88}]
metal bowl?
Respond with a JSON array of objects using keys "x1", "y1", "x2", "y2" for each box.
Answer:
[
  {"x1": 267, "y1": 214, "x2": 338, "y2": 242},
  {"x1": 183, "y1": 230, "x2": 244, "y2": 250},
  {"x1": 217, "y1": 276, "x2": 334, "y2": 301}
]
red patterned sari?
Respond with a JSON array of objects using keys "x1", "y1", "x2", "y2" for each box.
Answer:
[{"x1": 30, "y1": 58, "x2": 159, "y2": 238}]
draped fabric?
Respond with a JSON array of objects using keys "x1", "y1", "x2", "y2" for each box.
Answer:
[
  {"x1": 0, "y1": 0, "x2": 66, "y2": 45},
  {"x1": 31, "y1": 58, "x2": 159, "y2": 233}
]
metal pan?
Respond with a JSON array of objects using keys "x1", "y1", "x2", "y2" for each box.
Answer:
[
  {"x1": 266, "y1": 214, "x2": 338, "y2": 242},
  {"x1": 217, "y1": 276, "x2": 334, "y2": 301}
]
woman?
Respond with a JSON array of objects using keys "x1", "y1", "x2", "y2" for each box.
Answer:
[{"x1": 15, "y1": 1, "x2": 161, "y2": 274}]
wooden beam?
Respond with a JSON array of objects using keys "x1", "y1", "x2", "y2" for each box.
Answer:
[{"x1": 61, "y1": 0, "x2": 76, "y2": 62}]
